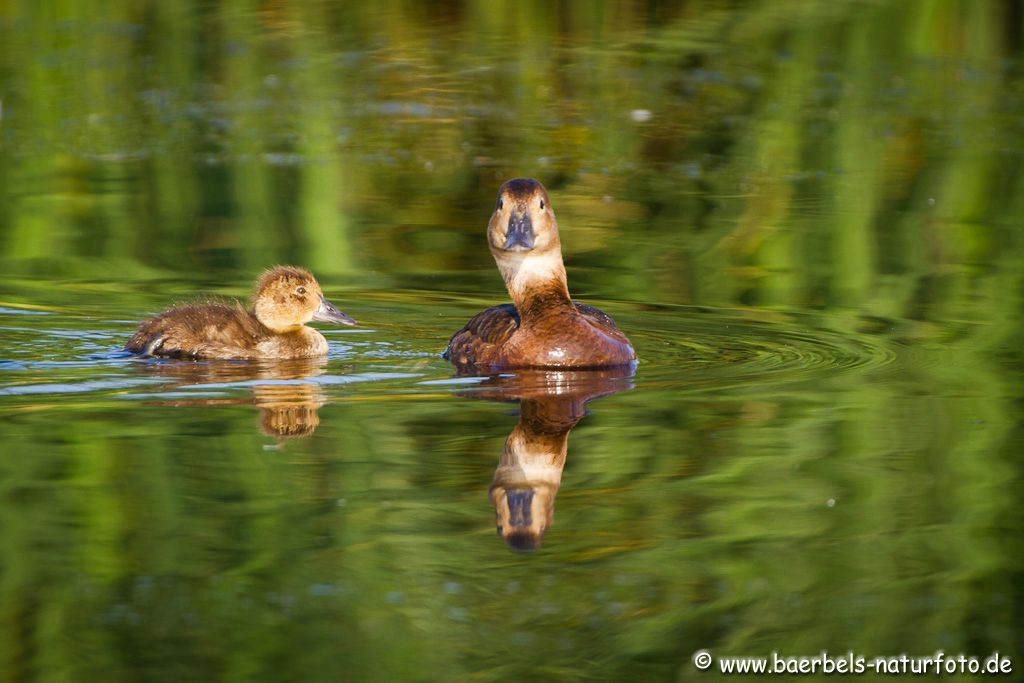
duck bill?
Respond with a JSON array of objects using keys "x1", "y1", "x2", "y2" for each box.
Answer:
[
  {"x1": 312, "y1": 296, "x2": 357, "y2": 325},
  {"x1": 505, "y1": 488, "x2": 534, "y2": 527},
  {"x1": 503, "y1": 212, "x2": 535, "y2": 251}
]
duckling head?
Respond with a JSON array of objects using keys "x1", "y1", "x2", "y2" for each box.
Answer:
[
  {"x1": 252, "y1": 266, "x2": 356, "y2": 333},
  {"x1": 488, "y1": 178, "x2": 569, "y2": 301}
]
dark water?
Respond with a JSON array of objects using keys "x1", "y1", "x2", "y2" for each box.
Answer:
[{"x1": 1, "y1": 1, "x2": 1022, "y2": 681}]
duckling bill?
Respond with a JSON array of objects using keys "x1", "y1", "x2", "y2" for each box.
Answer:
[
  {"x1": 126, "y1": 266, "x2": 356, "y2": 360},
  {"x1": 444, "y1": 178, "x2": 636, "y2": 372}
]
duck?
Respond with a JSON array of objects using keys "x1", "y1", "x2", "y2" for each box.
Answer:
[
  {"x1": 125, "y1": 266, "x2": 356, "y2": 360},
  {"x1": 477, "y1": 369, "x2": 633, "y2": 550},
  {"x1": 444, "y1": 178, "x2": 636, "y2": 373}
]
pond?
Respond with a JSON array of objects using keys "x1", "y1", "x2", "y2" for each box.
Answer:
[{"x1": 1, "y1": 1, "x2": 1022, "y2": 680}]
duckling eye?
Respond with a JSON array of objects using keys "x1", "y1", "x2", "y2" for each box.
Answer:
[
  {"x1": 540, "y1": 199, "x2": 545, "y2": 210},
  {"x1": 497, "y1": 198, "x2": 504, "y2": 210},
  {"x1": 296, "y1": 286, "x2": 307, "y2": 295}
]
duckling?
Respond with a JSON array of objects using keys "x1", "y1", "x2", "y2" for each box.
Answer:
[
  {"x1": 126, "y1": 266, "x2": 356, "y2": 360},
  {"x1": 444, "y1": 179, "x2": 636, "y2": 373}
]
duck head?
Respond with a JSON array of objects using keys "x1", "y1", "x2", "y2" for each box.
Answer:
[
  {"x1": 489, "y1": 416, "x2": 565, "y2": 551},
  {"x1": 488, "y1": 178, "x2": 570, "y2": 302},
  {"x1": 252, "y1": 266, "x2": 356, "y2": 333},
  {"x1": 491, "y1": 483, "x2": 557, "y2": 551}
]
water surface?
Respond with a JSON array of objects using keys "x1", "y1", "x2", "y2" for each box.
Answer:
[{"x1": 1, "y1": 1, "x2": 1022, "y2": 681}]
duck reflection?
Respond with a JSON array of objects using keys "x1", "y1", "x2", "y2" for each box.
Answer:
[
  {"x1": 464, "y1": 368, "x2": 633, "y2": 551},
  {"x1": 131, "y1": 357, "x2": 332, "y2": 438}
]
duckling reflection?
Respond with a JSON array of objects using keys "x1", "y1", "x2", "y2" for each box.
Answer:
[
  {"x1": 131, "y1": 357, "x2": 332, "y2": 438},
  {"x1": 466, "y1": 369, "x2": 632, "y2": 551},
  {"x1": 252, "y1": 381, "x2": 322, "y2": 438}
]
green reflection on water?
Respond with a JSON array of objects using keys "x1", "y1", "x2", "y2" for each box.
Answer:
[{"x1": 0, "y1": 0, "x2": 1022, "y2": 681}]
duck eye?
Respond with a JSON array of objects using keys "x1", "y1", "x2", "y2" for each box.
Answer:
[
  {"x1": 540, "y1": 199, "x2": 545, "y2": 209},
  {"x1": 497, "y1": 199, "x2": 503, "y2": 210},
  {"x1": 296, "y1": 286, "x2": 307, "y2": 295}
]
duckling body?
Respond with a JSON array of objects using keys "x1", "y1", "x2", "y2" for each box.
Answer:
[
  {"x1": 126, "y1": 266, "x2": 355, "y2": 360},
  {"x1": 444, "y1": 179, "x2": 635, "y2": 373}
]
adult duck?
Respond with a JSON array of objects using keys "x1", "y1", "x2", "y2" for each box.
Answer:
[{"x1": 444, "y1": 179, "x2": 635, "y2": 373}]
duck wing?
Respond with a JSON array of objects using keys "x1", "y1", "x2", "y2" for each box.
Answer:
[
  {"x1": 443, "y1": 303, "x2": 520, "y2": 367},
  {"x1": 574, "y1": 302, "x2": 617, "y2": 330},
  {"x1": 443, "y1": 301, "x2": 631, "y2": 371},
  {"x1": 573, "y1": 302, "x2": 633, "y2": 343},
  {"x1": 126, "y1": 303, "x2": 265, "y2": 359}
]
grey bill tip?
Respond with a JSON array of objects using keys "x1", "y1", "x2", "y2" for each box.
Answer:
[
  {"x1": 503, "y1": 212, "x2": 535, "y2": 251},
  {"x1": 313, "y1": 296, "x2": 357, "y2": 325}
]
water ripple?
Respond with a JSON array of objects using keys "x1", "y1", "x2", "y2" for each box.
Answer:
[
  {"x1": 0, "y1": 307, "x2": 900, "y2": 402},
  {"x1": 629, "y1": 307, "x2": 897, "y2": 386}
]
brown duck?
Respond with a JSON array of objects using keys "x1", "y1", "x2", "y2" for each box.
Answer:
[
  {"x1": 444, "y1": 179, "x2": 635, "y2": 373},
  {"x1": 479, "y1": 369, "x2": 633, "y2": 550},
  {"x1": 126, "y1": 266, "x2": 356, "y2": 360}
]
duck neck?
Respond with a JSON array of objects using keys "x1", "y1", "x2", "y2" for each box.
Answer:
[
  {"x1": 257, "y1": 320, "x2": 305, "y2": 336},
  {"x1": 497, "y1": 251, "x2": 574, "y2": 324},
  {"x1": 252, "y1": 302, "x2": 307, "y2": 335}
]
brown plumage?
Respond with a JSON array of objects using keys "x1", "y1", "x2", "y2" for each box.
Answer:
[
  {"x1": 125, "y1": 266, "x2": 356, "y2": 360},
  {"x1": 444, "y1": 179, "x2": 636, "y2": 373}
]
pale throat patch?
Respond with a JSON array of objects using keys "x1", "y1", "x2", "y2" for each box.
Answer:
[
  {"x1": 496, "y1": 250, "x2": 568, "y2": 299},
  {"x1": 257, "y1": 328, "x2": 328, "y2": 356},
  {"x1": 255, "y1": 300, "x2": 306, "y2": 332}
]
